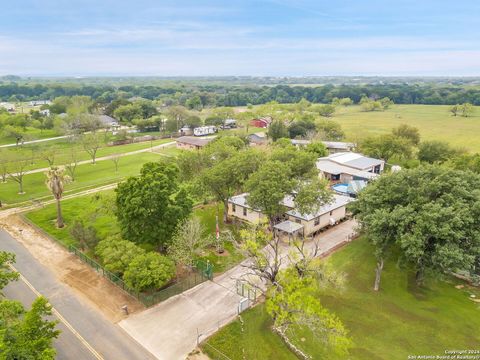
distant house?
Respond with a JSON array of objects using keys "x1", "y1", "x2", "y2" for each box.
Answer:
[
  {"x1": 176, "y1": 136, "x2": 215, "y2": 150},
  {"x1": 250, "y1": 117, "x2": 271, "y2": 128},
  {"x1": 248, "y1": 132, "x2": 267, "y2": 145},
  {"x1": 98, "y1": 115, "x2": 120, "y2": 129},
  {"x1": 178, "y1": 126, "x2": 193, "y2": 136},
  {"x1": 291, "y1": 139, "x2": 311, "y2": 148},
  {"x1": 321, "y1": 141, "x2": 356, "y2": 154},
  {"x1": 317, "y1": 152, "x2": 385, "y2": 183},
  {"x1": 39, "y1": 109, "x2": 50, "y2": 116},
  {"x1": 29, "y1": 100, "x2": 51, "y2": 106},
  {"x1": 0, "y1": 102, "x2": 15, "y2": 112},
  {"x1": 227, "y1": 192, "x2": 353, "y2": 237}
]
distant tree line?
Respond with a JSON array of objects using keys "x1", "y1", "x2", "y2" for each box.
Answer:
[{"x1": 3, "y1": 82, "x2": 480, "y2": 106}]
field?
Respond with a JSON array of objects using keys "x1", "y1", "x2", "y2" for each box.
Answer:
[
  {"x1": 0, "y1": 150, "x2": 168, "y2": 205},
  {"x1": 202, "y1": 237, "x2": 480, "y2": 360},
  {"x1": 0, "y1": 127, "x2": 58, "y2": 145},
  {"x1": 25, "y1": 191, "x2": 119, "y2": 248},
  {"x1": 332, "y1": 104, "x2": 480, "y2": 152},
  {"x1": 2, "y1": 137, "x2": 174, "y2": 171}
]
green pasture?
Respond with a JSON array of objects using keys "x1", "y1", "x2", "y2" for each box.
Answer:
[
  {"x1": 0, "y1": 151, "x2": 166, "y2": 205},
  {"x1": 333, "y1": 104, "x2": 480, "y2": 152},
  {"x1": 203, "y1": 237, "x2": 480, "y2": 360}
]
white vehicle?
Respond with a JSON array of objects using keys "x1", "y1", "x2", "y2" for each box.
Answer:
[{"x1": 194, "y1": 126, "x2": 217, "y2": 136}]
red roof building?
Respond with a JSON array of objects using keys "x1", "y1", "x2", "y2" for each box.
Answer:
[{"x1": 249, "y1": 117, "x2": 272, "y2": 128}]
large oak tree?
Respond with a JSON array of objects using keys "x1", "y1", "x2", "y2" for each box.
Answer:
[{"x1": 351, "y1": 166, "x2": 480, "y2": 290}]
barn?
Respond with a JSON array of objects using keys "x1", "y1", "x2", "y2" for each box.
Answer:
[{"x1": 249, "y1": 117, "x2": 271, "y2": 128}]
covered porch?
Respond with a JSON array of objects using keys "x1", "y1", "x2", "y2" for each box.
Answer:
[{"x1": 273, "y1": 220, "x2": 304, "y2": 243}]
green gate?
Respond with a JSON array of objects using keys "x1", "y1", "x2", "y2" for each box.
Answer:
[{"x1": 196, "y1": 259, "x2": 214, "y2": 280}]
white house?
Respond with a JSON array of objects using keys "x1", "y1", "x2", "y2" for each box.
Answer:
[
  {"x1": 317, "y1": 152, "x2": 385, "y2": 183},
  {"x1": 227, "y1": 192, "x2": 353, "y2": 237}
]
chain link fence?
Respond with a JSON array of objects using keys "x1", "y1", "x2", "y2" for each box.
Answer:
[{"x1": 69, "y1": 244, "x2": 214, "y2": 307}]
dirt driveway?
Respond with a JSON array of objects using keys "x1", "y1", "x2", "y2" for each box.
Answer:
[{"x1": 0, "y1": 215, "x2": 144, "y2": 323}]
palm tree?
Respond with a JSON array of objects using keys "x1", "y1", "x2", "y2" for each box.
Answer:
[{"x1": 45, "y1": 167, "x2": 71, "y2": 228}]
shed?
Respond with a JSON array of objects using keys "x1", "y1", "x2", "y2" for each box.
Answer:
[{"x1": 248, "y1": 132, "x2": 267, "y2": 145}]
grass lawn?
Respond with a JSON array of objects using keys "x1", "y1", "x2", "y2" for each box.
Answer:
[
  {"x1": 202, "y1": 237, "x2": 480, "y2": 360},
  {"x1": 0, "y1": 151, "x2": 165, "y2": 205},
  {"x1": 25, "y1": 191, "x2": 119, "y2": 248},
  {"x1": 203, "y1": 305, "x2": 297, "y2": 360},
  {"x1": 2, "y1": 137, "x2": 174, "y2": 172},
  {"x1": 26, "y1": 196, "x2": 246, "y2": 273},
  {"x1": 332, "y1": 104, "x2": 480, "y2": 152},
  {"x1": 0, "y1": 128, "x2": 58, "y2": 145},
  {"x1": 193, "y1": 203, "x2": 244, "y2": 274}
]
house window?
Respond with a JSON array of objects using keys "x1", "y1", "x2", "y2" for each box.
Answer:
[
  {"x1": 243, "y1": 207, "x2": 247, "y2": 216},
  {"x1": 232, "y1": 204, "x2": 236, "y2": 212},
  {"x1": 295, "y1": 219, "x2": 301, "y2": 224},
  {"x1": 329, "y1": 211, "x2": 333, "y2": 216},
  {"x1": 314, "y1": 217, "x2": 320, "y2": 226}
]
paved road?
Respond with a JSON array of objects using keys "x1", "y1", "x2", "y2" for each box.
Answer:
[
  {"x1": 120, "y1": 219, "x2": 357, "y2": 360},
  {"x1": 0, "y1": 229, "x2": 156, "y2": 360}
]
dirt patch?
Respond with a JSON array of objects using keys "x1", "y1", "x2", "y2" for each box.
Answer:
[
  {"x1": 187, "y1": 348, "x2": 211, "y2": 360},
  {"x1": 0, "y1": 215, "x2": 144, "y2": 323}
]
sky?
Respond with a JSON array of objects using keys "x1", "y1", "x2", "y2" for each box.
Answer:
[{"x1": 1, "y1": 0, "x2": 479, "y2": 76}]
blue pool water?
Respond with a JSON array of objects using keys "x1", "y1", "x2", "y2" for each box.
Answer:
[{"x1": 332, "y1": 183, "x2": 349, "y2": 194}]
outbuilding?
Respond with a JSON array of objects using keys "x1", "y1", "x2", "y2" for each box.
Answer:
[
  {"x1": 250, "y1": 117, "x2": 271, "y2": 128},
  {"x1": 176, "y1": 136, "x2": 215, "y2": 150}
]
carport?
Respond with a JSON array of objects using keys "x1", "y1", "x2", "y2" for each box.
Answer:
[{"x1": 273, "y1": 220, "x2": 304, "y2": 243}]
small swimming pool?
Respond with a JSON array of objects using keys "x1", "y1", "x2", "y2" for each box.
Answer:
[{"x1": 332, "y1": 183, "x2": 349, "y2": 194}]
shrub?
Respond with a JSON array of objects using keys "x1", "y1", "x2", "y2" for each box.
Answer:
[
  {"x1": 95, "y1": 236, "x2": 145, "y2": 275},
  {"x1": 123, "y1": 253, "x2": 176, "y2": 292}
]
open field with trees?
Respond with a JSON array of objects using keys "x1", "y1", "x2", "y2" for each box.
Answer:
[
  {"x1": 331, "y1": 104, "x2": 480, "y2": 152},
  {"x1": 0, "y1": 151, "x2": 166, "y2": 205},
  {"x1": 202, "y1": 237, "x2": 480, "y2": 360}
]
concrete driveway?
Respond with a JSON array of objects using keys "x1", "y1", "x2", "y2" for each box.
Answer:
[{"x1": 120, "y1": 219, "x2": 357, "y2": 360}]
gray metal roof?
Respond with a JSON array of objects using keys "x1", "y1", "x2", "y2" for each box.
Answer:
[
  {"x1": 342, "y1": 157, "x2": 383, "y2": 170},
  {"x1": 274, "y1": 220, "x2": 304, "y2": 234},
  {"x1": 286, "y1": 194, "x2": 354, "y2": 221},
  {"x1": 98, "y1": 115, "x2": 119, "y2": 126},
  {"x1": 176, "y1": 136, "x2": 213, "y2": 147},
  {"x1": 316, "y1": 159, "x2": 378, "y2": 180},
  {"x1": 291, "y1": 139, "x2": 311, "y2": 145},
  {"x1": 322, "y1": 141, "x2": 355, "y2": 150}
]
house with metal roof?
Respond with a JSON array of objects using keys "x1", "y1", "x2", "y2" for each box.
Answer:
[
  {"x1": 227, "y1": 193, "x2": 266, "y2": 223},
  {"x1": 321, "y1": 141, "x2": 356, "y2": 154},
  {"x1": 227, "y1": 192, "x2": 353, "y2": 237},
  {"x1": 291, "y1": 139, "x2": 311, "y2": 148},
  {"x1": 284, "y1": 194, "x2": 354, "y2": 237},
  {"x1": 176, "y1": 136, "x2": 215, "y2": 150},
  {"x1": 317, "y1": 152, "x2": 384, "y2": 183},
  {"x1": 247, "y1": 132, "x2": 267, "y2": 145}
]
